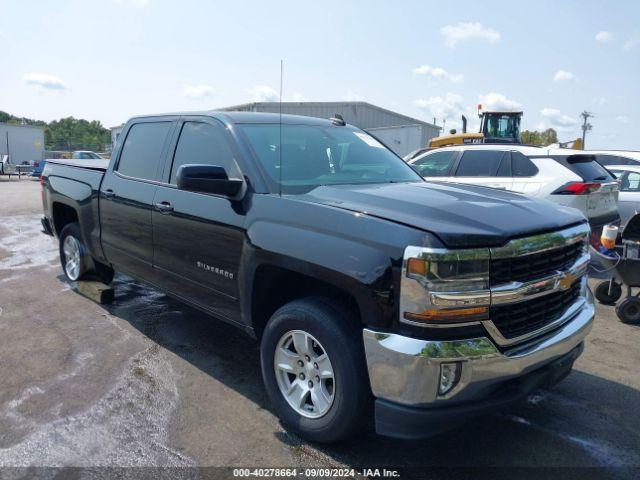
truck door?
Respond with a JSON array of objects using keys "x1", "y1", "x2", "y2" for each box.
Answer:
[
  {"x1": 151, "y1": 118, "x2": 246, "y2": 323},
  {"x1": 99, "y1": 120, "x2": 175, "y2": 280}
]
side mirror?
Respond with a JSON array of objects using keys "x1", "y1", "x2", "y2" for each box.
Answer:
[{"x1": 176, "y1": 164, "x2": 244, "y2": 198}]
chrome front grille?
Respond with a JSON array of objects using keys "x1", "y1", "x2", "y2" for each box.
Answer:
[
  {"x1": 490, "y1": 279, "x2": 582, "y2": 339},
  {"x1": 485, "y1": 223, "x2": 590, "y2": 346},
  {"x1": 490, "y1": 242, "x2": 584, "y2": 286}
]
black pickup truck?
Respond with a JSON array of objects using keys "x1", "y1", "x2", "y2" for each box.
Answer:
[{"x1": 41, "y1": 111, "x2": 594, "y2": 442}]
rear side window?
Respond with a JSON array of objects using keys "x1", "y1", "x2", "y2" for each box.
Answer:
[
  {"x1": 551, "y1": 155, "x2": 615, "y2": 182},
  {"x1": 511, "y1": 151, "x2": 538, "y2": 177},
  {"x1": 455, "y1": 150, "x2": 506, "y2": 177},
  {"x1": 412, "y1": 150, "x2": 456, "y2": 177},
  {"x1": 596, "y1": 154, "x2": 640, "y2": 167},
  {"x1": 170, "y1": 121, "x2": 240, "y2": 184},
  {"x1": 117, "y1": 122, "x2": 172, "y2": 180}
]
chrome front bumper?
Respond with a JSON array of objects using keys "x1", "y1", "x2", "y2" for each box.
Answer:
[{"x1": 363, "y1": 289, "x2": 594, "y2": 407}]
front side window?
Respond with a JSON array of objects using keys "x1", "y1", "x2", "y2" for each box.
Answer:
[
  {"x1": 117, "y1": 122, "x2": 172, "y2": 181},
  {"x1": 455, "y1": 150, "x2": 506, "y2": 177},
  {"x1": 170, "y1": 122, "x2": 240, "y2": 184},
  {"x1": 412, "y1": 151, "x2": 456, "y2": 177},
  {"x1": 239, "y1": 124, "x2": 421, "y2": 193}
]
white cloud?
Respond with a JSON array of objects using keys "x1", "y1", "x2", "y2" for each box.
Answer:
[
  {"x1": 345, "y1": 90, "x2": 363, "y2": 101},
  {"x1": 616, "y1": 115, "x2": 629, "y2": 124},
  {"x1": 289, "y1": 92, "x2": 307, "y2": 102},
  {"x1": 624, "y1": 37, "x2": 640, "y2": 51},
  {"x1": 414, "y1": 92, "x2": 464, "y2": 120},
  {"x1": 114, "y1": 0, "x2": 150, "y2": 7},
  {"x1": 539, "y1": 108, "x2": 579, "y2": 131},
  {"x1": 0, "y1": 28, "x2": 5, "y2": 38},
  {"x1": 478, "y1": 92, "x2": 522, "y2": 111},
  {"x1": 181, "y1": 84, "x2": 214, "y2": 99},
  {"x1": 23, "y1": 72, "x2": 68, "y2": 90},
  {"x1": 553, "y1": 70, "x2": 576, "y2": 82},
  {"x1": 412, "y1": 64, "x2": 463, "y2": 83},
  {"x1": 593, "y1": 96, "x2": 608, "y2": 106},
  {"x1": 248, "y1": 85, "x2": 279, "y2": 102},
  {"x1": 440, "y1": 22, "x2": 500, "y2": 48},
  {"x1": 595, "y1": 31, "x2": 613, "y2": 43}
]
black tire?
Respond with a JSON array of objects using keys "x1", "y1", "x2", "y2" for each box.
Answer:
[
  {"x1": 595, "y1": 280, "x2": 622, "y2": 305},
  {"x1": 616, "y1": 297, "x2": 640, "y2": 325},
  {"x1": 260, "y1": 297, "x2": 370, "y2": 443},
  {"x1": 59, "y1": 223, "x2": 114, "y2": 284}
]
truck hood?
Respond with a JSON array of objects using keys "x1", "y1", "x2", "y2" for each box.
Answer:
[{"x1": 298, "y1": 181, "x2": 586, "y2": 248}]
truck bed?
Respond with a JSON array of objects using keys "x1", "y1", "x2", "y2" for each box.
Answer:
[{"x1": 45, "y1": 158, "x2": 109, "y2": 171}]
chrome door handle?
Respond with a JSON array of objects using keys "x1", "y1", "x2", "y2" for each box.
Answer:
[
  {"x1": 103, "y1": 189, "x2": 115, "y2": 198},
  {"x1": 154, "y1": 201, "x2": 174, "y2": 213}
]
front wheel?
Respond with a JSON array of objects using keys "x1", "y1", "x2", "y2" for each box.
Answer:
[{"x1": 260, "y1": 297, "x2": 370, "y2": 443}]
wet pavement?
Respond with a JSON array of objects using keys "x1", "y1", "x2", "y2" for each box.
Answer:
[{"x1": 0, "y1": 177, "x2": 639, "y2": 477}]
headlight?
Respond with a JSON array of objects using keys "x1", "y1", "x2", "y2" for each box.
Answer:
[{"x1": 400, "y1": 246, "x2": 490, "y2": 326}]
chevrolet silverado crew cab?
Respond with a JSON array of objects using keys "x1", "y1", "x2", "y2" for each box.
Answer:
[{"x1": 41, "y1": 111, "x2": 594, "y2": 442}]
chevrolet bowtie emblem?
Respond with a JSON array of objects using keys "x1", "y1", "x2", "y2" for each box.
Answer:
[{"x1": 558, "y1": 272, "x2": 578, "y2": 290}]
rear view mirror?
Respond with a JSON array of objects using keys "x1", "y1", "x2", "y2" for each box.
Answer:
[{"x1": 176, "y1": 164, "x2": 244, "y2": 198}]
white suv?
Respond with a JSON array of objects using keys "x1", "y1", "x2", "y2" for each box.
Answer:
[{"x1": 407, "y1": 145, "x2": 620, "y2": 246}]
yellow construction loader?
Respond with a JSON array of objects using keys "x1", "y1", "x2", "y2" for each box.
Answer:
[{"x1": 428, "y1": 106, "x2": 523, "y2": 148}]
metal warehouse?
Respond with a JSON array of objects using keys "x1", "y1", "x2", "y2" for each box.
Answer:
[
  {"x1": 221, "y1": 101, "x2": 440, "y2": 157},
  {"x1": 0, "y1": 123, "x2": 45, "y2": 164}
]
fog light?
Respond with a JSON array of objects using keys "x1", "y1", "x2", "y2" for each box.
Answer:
[{"x1": 438, "y1": 362, "x2": 461, "y2": 395}]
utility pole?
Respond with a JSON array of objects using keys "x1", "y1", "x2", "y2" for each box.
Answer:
[{"x1": 580, "y1": 111, "x2": 593, "y2": 149}]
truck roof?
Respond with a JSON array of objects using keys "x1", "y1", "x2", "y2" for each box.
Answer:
[{"x1": 129, "y1": 110, "x2": 341, "y2": 127}]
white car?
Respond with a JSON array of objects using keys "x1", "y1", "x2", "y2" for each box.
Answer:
[
  {"x1": 407, "y1": 144, "x2": 620, "y2": 247},
  {"x1": 606, "y1": 165, "x2": 640, "y2": 227}
]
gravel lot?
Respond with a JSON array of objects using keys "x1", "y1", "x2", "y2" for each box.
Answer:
[{"x1": 0, "y1": 176, "x2": 639, "y2": 477}]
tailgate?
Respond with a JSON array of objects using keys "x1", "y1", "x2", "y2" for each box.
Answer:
[{"x1": 587, "y1": 182, "x2": 619, "y2": 219}]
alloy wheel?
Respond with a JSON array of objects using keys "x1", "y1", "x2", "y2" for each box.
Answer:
[
  {"x1": 273, "y1": 330, "x2": 335, "y2": 418},
  {"x1": 63, "y1": 235, "x2": 82, "y2": 281}
]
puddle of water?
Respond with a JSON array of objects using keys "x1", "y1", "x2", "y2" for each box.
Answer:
[{"x1": 0, "y1": 215, "x2": 58, "y2": 274}]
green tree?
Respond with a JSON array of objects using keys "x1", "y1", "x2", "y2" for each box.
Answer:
[
  {"x1": 521, "y1": 128, "x2": 558, "y2": 146},
  {"x1": 0, "y1": 111, "x2": 110, "y2": 151}
]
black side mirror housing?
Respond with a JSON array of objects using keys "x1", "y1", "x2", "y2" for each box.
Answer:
[{"x1": 176, "y1": 164, "x2": 244, "y2": 198}]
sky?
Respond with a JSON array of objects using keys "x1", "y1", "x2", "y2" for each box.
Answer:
[{"x1": 1, "y1": 0, "x2": 639, "y2": 149}]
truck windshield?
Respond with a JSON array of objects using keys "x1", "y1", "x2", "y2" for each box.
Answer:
[
  {"x1": 239, "y1": 124, "x2": 422, "y2": 193},
  {"x1": 482, "y1": 114, "x2": 521, "y2": 142}
]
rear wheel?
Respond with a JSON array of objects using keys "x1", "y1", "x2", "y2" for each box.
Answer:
[
  {"x1": 260, "y1": 297, "x2": 370, "y2": 443},
  {"x1": 616, "y1": 297, "x2": 640, "y2": 324},
  {"x1": 595, "y1": 280, "x2": 622, "y2": 305},
  {"x1": 59, "y1": 223, "x2": 114, "y2": 284},
  {"x1": 60, "y1": 224, "x2": 87, "y2": 281}
]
